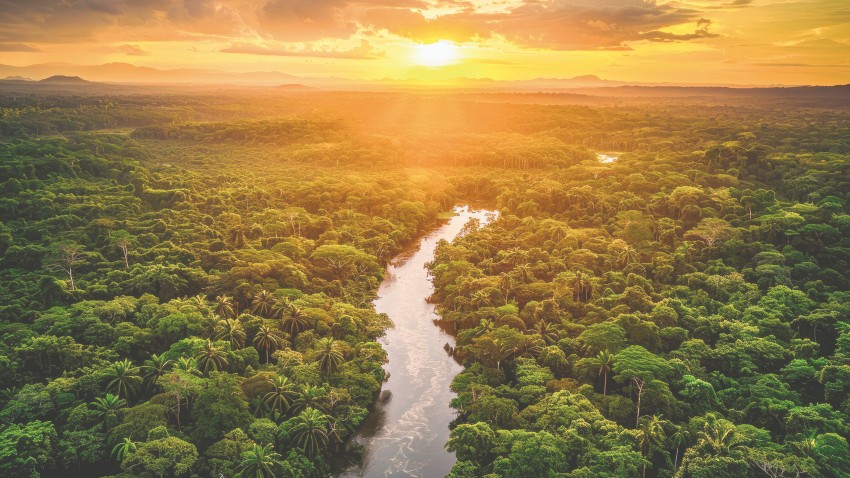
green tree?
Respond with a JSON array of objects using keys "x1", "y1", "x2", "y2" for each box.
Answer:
[
  {"x1": 252, "y1": 290, "x2": 276, "y2": 317},
  {"x1": 264, "y1": 374, "x2": 298, "y2": 420},
  {"x1": 288, "y1": 407, "x2": 330, "y2": 457},
  {"x1": 142, "y1": 353, "x2": 173, "y2": 390},
  {"x1": 122, "y1": 436, "x2": 198, "y2": 478},
  {"x1": 107, "y1": 358, "x2": 142, "y2": 400},
  {"x1": 314, "y1": 337, "x2": 344, "y2": 376},
  {"x1": 112, "y1": 437, "x2": 137, "y2": 462},
  {"x1": 594, "y1": 349, "x2": 615, "y2": 396},
  {"x1": 0, "y1": 420, "x2": 58, "y2": 477},
  {"x1": 215, "y1": 317, "x2": 247, "y2": 349},
  {"x1": 253, "y1": 324, "x2": 282, "y2": 363},
  {"x1": 90, "y1": 393, "x2": 127, "y2": 430},
  {"x1": 196, "y1": 339, "x2": 228, "y2": 375},
  {"x1": 239, "y1": 444, "x2": 283, "y2": 478}
]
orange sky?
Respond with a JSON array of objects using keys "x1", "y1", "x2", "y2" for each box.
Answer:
[{"x1": 0, "y1": 0, "x2": 849, "y2": 85}]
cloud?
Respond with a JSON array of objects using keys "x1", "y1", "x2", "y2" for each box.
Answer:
[
  {"x1": 0, "y1": 0, "x2": 721, "y2": 51},
  {"x1": 221, "y1": 39, "x2": 384, "y2": 59},
  {"x1": 366, "y1": 0, "x2": 717, "y2": 50},
  {"x1": 0, "y1": 42, "x2": 41, "y2": 52},
  {"x1": 115, "y1": 44, "x2": 151, "y2": 56}
]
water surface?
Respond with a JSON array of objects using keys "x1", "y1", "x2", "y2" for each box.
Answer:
[{"x1": 342, "y1": 206, "x2": 496, "y2": 478}]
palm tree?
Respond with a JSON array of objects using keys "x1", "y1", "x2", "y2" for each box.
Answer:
[
  {"x1": 107, "y1": 359, "x2": 142, "y2": 400},
  {"x1": 253, "y1": 325, "x2": 283, "y2": 363},
  {"x1": 175, "y1": 356, "x2": 200, "y2": 375},
  {"x1": 189, "y1": 294, "x2": 211, "y2": 317},
  {"x1": 215, "y1": 295, "x2": 236, "y2": 318},
  {"x1": 90, "y1": 393, "x2": 126, "y2": 430},
  {"x1": 497, "y1": 273, "x2": 513, "y2": 305},
  {"x1": 142, "y1": 354, "x2": 172, "y2": 390},
  {"x1": 196, "y1": 339, "x2": 228, "y2": 375},
  {"x1": 215, "y1": 317, "x2": 246, "y2": 349},
  {"x1": 470, "y1": 289, "x2": 492, "y2": 308},
  {"x1": 111, "y1": 437, "x2": 136, "y2": 462},
  {"x1": 697, "y1": 416, "x2": 742, "y2": 455},
  {"x1": 595, "y1": 349, "x2": 615, "y2": 396},
  {"x1": 281, "y1": 305, "x2": 309, "y2": 336},
  {"x1": 270, "y1": 297, "x2": 291, "y2": 319},
  {"x1": 474, "y1": 318, "x2": 496, "y2": 337},
  {"x1": 513, "y1": 264, "x2": 536, "y2": 284},
  {"x1": 315, "y1": 337, "x2": 344, "y2": 376},
  {"x1": 292, "y1": 385, "x2": 326, "y2": 414},
  {"x1": 534, "y1": 321, "x2": 560, "y2": 346},
  {"x1": 264, "y1": 375, "x2": 298, "y2": 420},
  {"x1": 239, "y1": 444, "x2": 282, "y2": 478},
  {"x1": 669, "y1": 426, "x2": 690, "y2": 470},
  {"x1": 637, "y1": 415, "x2": 667, "y2": 478},
  {"x1": 571, "y1": 270, "x2": 593, "y2": 302},
  {"x1": 290, "y1": 407, "x2": 330, "y2": 457},
  {"x1": 617, "y1": 243, "x2": 640, "y2": 268},
  {"x1": 252, "y1": 290, "x2": 276, "y2": 317}
]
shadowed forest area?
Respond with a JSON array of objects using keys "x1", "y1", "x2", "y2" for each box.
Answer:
[{"x1": 1, "y1": 86, "x2": 850, "y2": 478}]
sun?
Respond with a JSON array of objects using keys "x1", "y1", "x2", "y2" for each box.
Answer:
[{"x1": 412, "y1": 41, "x2": 460, "y2": 67}]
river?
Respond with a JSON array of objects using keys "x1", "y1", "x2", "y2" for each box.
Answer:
[{"x1": 341, "y1": 206, "x2": 497, "y2": 478}]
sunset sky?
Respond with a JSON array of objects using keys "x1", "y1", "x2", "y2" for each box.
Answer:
[{"x1": 0, "y1": 0, "x2": 848, "y2": 85}]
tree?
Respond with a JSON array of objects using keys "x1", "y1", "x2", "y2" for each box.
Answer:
[
  {"x1": 239, "y1": 444, "x2": 283, "y2": 478},
  {"x1": 685, "y1": 218, "x2": 736, "y2": 257},
  {"x1": 292, "y1": 385, "x2": 326, "y2": 414},
  {"x1": 45, "y1": 241, "x2": 86, "y2": 291},
  {"x1": 142, "y1": 353, "x2": 173, "y2": 390},
  {"x1": 121, "y1": 436, "x2": 198, "y2": 477},
  {"x1": 112, "y1": 230, "x2": 133, "y2": 269},
  {"x1": 669, "y1": 426, "x2": 690, "y2": 470},
  {"x1": 215, "y1": 295, "x2": 236, "y2": 318},
  {"x1": 205, "y1": 428, "x2": 255, "y2": 478},
  {"x1": 594, "y1": 349, "x2": 615, "y2": 396},
  {"x1": 281, "y1": 305, "x2": 309, "y2": 336},
  {"x1": 111, "y1": 437, "x2": 137, "y2": 462},
  {"x1": 0, "y1": 420, "x2": 57, "y2": 477},
  {"x1": 288, "y1": 407, "x2": 330, "y2": 457},
  {"x1": 191, "y1": 374, "x2": 253, "y2": 447},
  {"x1": 107, "y1": 358, "x2": 142, "y2": 400},
  {"x1": 631, "y1": 377, "x2": 647, "y2": 427},
  {"x1": 253, "y1": 324, "x2": 282, "y2": 363},
  {"x1": 215, "y1": 317, "x2": 246, "y2": 349},
  {"x1": 447, "y1": 422, "x2": 496, "y2": 465},
  {"x1": 196, "y1": 339, "x2": 228, "y2": 375},
  {"x1": 579, "y1": 322, "x2": 627, "y2": 354},
  {"x1": 314, "y1": 337, "x2": 344, "y2": 376},
  {"x1": 90, "y1": 393, "x2": 126, "y2": 430},
  {"x1": 252, "y1": 290, "x2": 276, "y2": 317},
  {"x1": 264, "y1": 375, "x2": 298, "y2": 420},
  {"x1": 637, "y1": 415, "x2": 667, "y2": 478},
  {"x1": 533, "y1": 320, "x2": 560, "y2": 346}
]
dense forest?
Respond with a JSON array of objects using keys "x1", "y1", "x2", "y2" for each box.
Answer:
[{"x1": 1, "y1": 87, "x2": 849, "y2": 478}]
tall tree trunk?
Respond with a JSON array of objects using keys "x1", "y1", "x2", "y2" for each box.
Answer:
[{"x1": 603, "y1": 371, "x2": 608, "y2": 396}]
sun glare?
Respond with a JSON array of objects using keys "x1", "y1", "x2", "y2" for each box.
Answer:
[{"x1": 413, "y1": 41, "x2": 460, "y2": 67}]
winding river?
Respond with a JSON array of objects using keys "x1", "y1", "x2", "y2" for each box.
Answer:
[{"x1": 342, "y1": 206, "x2": 497, "y2": 478}]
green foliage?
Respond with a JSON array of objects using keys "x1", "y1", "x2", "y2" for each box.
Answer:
[{"x1": 2, "y1": 91, "x2": 850, "y2": 477}]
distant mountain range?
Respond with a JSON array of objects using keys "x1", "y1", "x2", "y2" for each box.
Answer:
[
  {"x1": 0, "y1": 62, "x2": 776, "y2": 90},
  {"x1": 37, "y1": 75, "x2": 92, "y2": 84},
  {"x1": 0, "y1": 63, "x2": 847, "y2": 94},
  {"x1": 2, "y1": 75, "x2": 33, "y2": 82}
]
